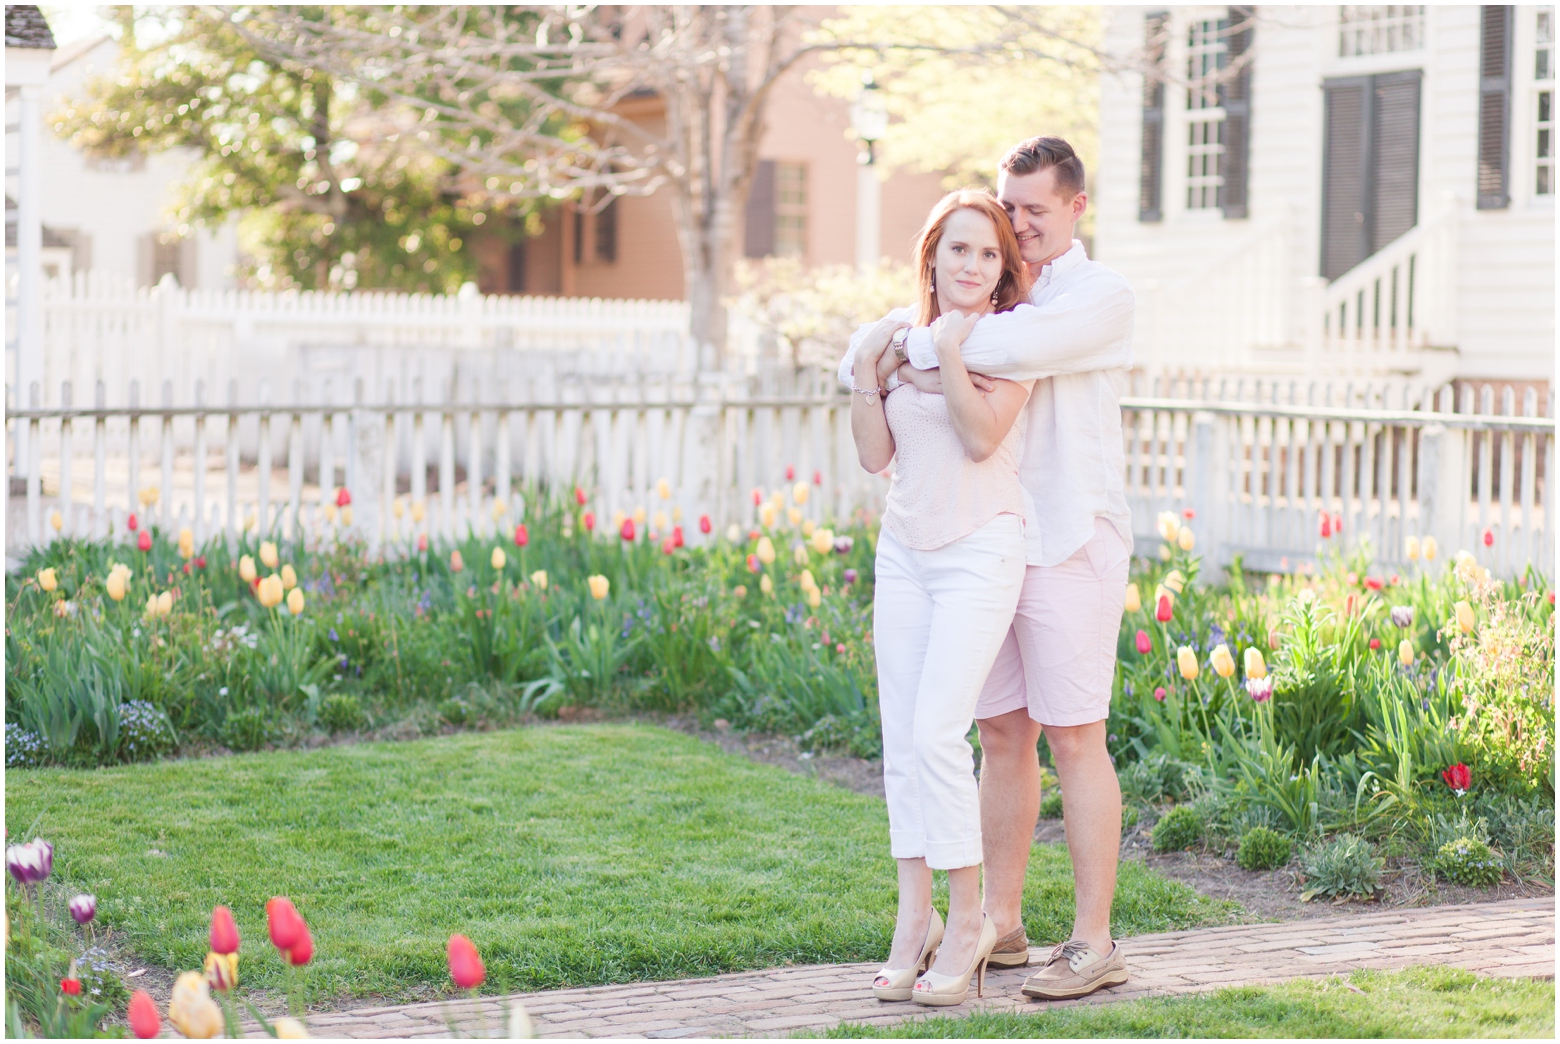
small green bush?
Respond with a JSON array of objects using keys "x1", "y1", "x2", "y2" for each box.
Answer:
[
  {"x1": 319, "y1": 693, "x2": 367, "y2": 733},
  {"x1": 438, "y1": 696, "x2": 473, "y2": 726},
  {"x1": 1237, "y1": 826, "x2": 1293, "y2": 871},
  {"x1": 799, "y1": 713, "x2": 853, "y2": 753},
  {"x1": 1152, "y1": 804, "x2": 1204, "y2": 852},
  {"x1": 1039, "y1": 790, "x2": 1064, "y2": 819},
  {"x1": 1430, "y1": 837, "x2": 1504, "y2": 887},
  {"x1": 116, "y1": 700, "x2": 175, "y2": 761},
  {"x1": 220, "y1": 707, "x2": 277, "y2": 752},
  {"x1": 1300, "y1": 833, "x2": 1384, "y2": 901},
  {"x1": 1121, "y1": 805, "x2": 1140, "y2": 833}
]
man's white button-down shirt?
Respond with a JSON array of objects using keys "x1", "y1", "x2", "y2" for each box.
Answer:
[{"x1": 839, "y1": 239, "x2": 1134, "y2": 568}]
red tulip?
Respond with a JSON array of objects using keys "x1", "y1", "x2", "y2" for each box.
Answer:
[
  {"x1": 1364, "y1": 576, "x2": 1384, "y2": 590},
  {"x1": 1181, "y1": 508, "x2": 1195, "y2": 520},
  {"x1": 574, "y1": 486, "x2": 587, "y2": 506},
  {"x1": 60, "y1": 977, "x2": 82, "y2": 996},
  {"x1": 210, "y1": 905, "x2": 240, "y2": 954},
  {"x1": 513, "y1": 523, "x2": 528, "y2": 548},
  {"x1": 747, "y1": 554, "x2": 760, "y2": 573},
  {"x1": 183, "y1": 561, "x2": 191, "y2": 574},
  {"x1": 1441, "y1": 762, "x2": 1471, "y2": 793},
  {"x1": 266, "y1": 897, "x2": 306, "y2": 952},
  {"x1": 661, "y1": 538, "x2": 675, "y2": 555},
  {"x1": 1319, "y1": 514, "x2": 1332, "y2": 539},
  {"x1": 813, "y1": 470, "x2": 823, "y2": 486},
  {"x1": 672, "y1": 525, "x2": 685, "y2": 548},
  {"x1": 336, "y1": 487, "x2": 352, "y2": 507},
  {"x1": 620, "y1": 518, "x2": 635, "y2": 542},
  {"x1": 447, "y1": 934, "x2": 485, "y2": 989},
  {"x1": 287, "y1": 926, "x2": 313, "y2": 966},
  {"x1": 698, "y1": 514, "x2": 712, "y2": 535},
  {"x1": 1369, "y1": 638, "x2": 1381, "y2": 650},
  {"x1": 1135, "y1": 630, "x2": 1152, "y2": 655},
  {"x1": 1483, "y1": 527, "x2": 1494, "y2": 547},
  {"x1": 751, "y1": 488, "x2": 762, "y2": 506},
  {"x1": 1332, "y1": 513, "x2": 1343, "y2": 534},
  {"x1": 1153, "y1": 686, "x2": 1167, "y2": 702},
  {"x1": 127, "y1": 513, "x2": 138, "y2": 531},
  {"x1": 582, "y1": 511, "x2": 595, "y2": 531},
  {"x1": 416, "y1": 533, "x2": 428, "y2": 552},
  {"x1": 195, "y1": 556, "x2": 207, "y2": 569},
  {"x1": 785, "y1": 464, "x2": 795, "y2": 481},
  {"x1": 1155, "y1": 593, "x2": 1173, "y2": 623},
  {"x1": 128, "y1": 990, "x2": 161, "y2": 1038},
  {"x1": 137, "y1": 530, "x2": 153, "y2": 552}
]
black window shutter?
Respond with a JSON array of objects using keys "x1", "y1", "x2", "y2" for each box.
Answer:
[
  {"x1": 1220, "y1": 6, "x2": 1254, "y2": 218},
  {"x1": 1321, "y1": 77, "x2": 1371, "y2": 279},
  {"x1": 595, "y1": 194, "x2": 618, "y2": 263},
  {"x1": 1371, "y1": 70, "x2": 1421, "y2": 251},
  {"x1": 572, "y1": 206, "x2": 584, "y2": 264},
  {"x1": 507, "y1": 240, "x2": 527, "y2": 293},
  {"x1": 1477, "y1": 5, "x2": 1513, "y2": 209},
  {"x1": 744, "y1": 159, "x2": 777, "y2": 258},
  {"x1": 1139, "y1": 12, "x2": 1168, "y2": 222}
]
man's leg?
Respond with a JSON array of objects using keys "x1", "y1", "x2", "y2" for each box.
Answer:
[
  {"x1": 1041, "y1": 720, "x2": 1119, "y2": 955},
  {"x1": 976, "y1": 707, "x2": 1043, "y2": 941}
]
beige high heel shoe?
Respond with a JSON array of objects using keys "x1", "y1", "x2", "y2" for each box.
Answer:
[
  {"x1": 911, "y1": 913, "x2": 998, "y2": 1007},
  {"x1": 872, "y1": 907, "x2": 944, "y2": 1002}
]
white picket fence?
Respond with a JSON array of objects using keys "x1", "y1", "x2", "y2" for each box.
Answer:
[{"x1": 8, "y1": 374, "x2": 1553, "y2": 578}]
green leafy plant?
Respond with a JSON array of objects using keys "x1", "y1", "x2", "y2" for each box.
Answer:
[
  {"x1": 1039, "y1": 790, "x2": 1064, "y2": 820},
  {"x1": 1236, "y1": 826, "x2": 1293, "y2": 871},
  {"x1": 220, "y1": 706, "x2": 278, "y2": 752},
  {"x1": 1152, "y1": 804, "x2": 1204, "y2": 853},
  {"x1": 319, "y1": 693, "x2": 367, "y2": 733},
  {"x1": 1429, "y1": 837, "x2": 1504, "y2": 887},
  {"x1": 1300, "y1": 833, "x2": 1384, "y2": 901}
]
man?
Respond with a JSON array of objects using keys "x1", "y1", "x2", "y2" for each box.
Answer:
[{"x1": 839, "y1": 136, "x2": 1133, "y2": 1000}]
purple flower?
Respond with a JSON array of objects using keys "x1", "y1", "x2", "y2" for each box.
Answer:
[
  {"x1": 68, "y1": 894, "x2": 96, "y2": 924},
  {"x1": 1390, "y1": 605, "x2": 1414, "y2": 628},
  {"x1": 834, "y1": 536, "x2": 855, "y2": 555},
  {"x1": 843, "y1": 568, "x2": 859, "y2": 585},
  {"x1": 6, "y1": 839, "x2": 53, "y2": 884},
  {"x1": 1245, "y1": 676, "x2": 1274, "y2": 703}
]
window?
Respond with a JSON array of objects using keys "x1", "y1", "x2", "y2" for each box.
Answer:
[
  {"x1": 773, "y1": 162, "x2": 808, "y2": 258},
  {"x1": 594, "y1": 195, "x2": 618, "y2": 263},
  {"x1": 1338, "y1": 6, "x2": 1425, "y2": 57},
  {"x1": 1321, "y1": 72, "x2": 1422, "y2": 278},
  {"x1": 1185, "y1": 18, "x2": 1227, "y2": 210},
  {"x1": 1538, "y1": 8, "x2": 1554, "y2": 195}
]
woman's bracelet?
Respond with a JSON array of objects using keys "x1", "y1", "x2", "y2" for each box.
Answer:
[{"x1": 852, "y1": 386, "x2": 882, "y2": 403}]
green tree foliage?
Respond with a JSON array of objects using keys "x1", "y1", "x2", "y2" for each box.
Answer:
[{"x1": 51, "y1": 7, "x2": 524, "y2": 292}]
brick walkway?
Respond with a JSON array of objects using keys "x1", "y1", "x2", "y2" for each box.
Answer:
[{"x1": 268, "y1": 898, "x2": 1553, "y2": 1039}]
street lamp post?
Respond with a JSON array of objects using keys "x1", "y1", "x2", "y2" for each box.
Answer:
[{"x1": 851, "y1": 73, "x2": 888, "y2": 275}]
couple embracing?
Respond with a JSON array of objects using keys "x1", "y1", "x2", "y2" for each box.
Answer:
[{"x1": 842, "y1": 136, "x2": 1134, "y2": 1006}]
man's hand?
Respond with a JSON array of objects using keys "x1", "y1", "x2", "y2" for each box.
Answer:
[
  {"x1": 896, "y1": 363, "x2": 997, "y2": 396},
  {"x1": 853, "y1": 316, "x2": 909, "y2": 390}
]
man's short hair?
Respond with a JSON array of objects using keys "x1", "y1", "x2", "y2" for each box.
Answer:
[{"x1": 998, "y1": 136, "x2": 1085, "y2": 198}]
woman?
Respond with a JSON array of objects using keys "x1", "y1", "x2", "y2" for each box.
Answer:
[{"x1": 849, "y1": 190, "x2": 1034, "y2": 1007}]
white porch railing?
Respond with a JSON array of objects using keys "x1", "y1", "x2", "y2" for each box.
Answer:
[{"x1": 8, "y1": 378, "x2": 1553, "y2": 578}]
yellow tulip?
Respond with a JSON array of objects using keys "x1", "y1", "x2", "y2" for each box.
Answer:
[
  {"x1": 1210, "y1": 643, "x2": 1236, "y2": 678},
  {"x1": 1243, "y1": 647, "x2": 1267, "y2": 679},
  {"x1": 810, "y1": 528, "x2": 834, "y2": 554},
  {"x1": 725, "y1": 523, "x2": 742, "y2": 543},
  {"x1": 156, "y1": 591, "x2": 173, "y2": 616},
  {"x1": 49, "y1": 509, "x2": 63, "y2": 532},
  {"x1": 138, "y1": 486, "x2": 160, "y2": 507},
  {"x1": 411, "y1": 499, "x2": 426, "y2": 523},
  {"x1": 759, "y1": 503, "x2": 777, "y2": 529},
  {"x1": 239, "y1": 555, "x2": 257, "y2": 583},
  {"x1": 168, "y1": 971, "x2": 225, "y2": 1040},
  {"x1": 145, "y1": 592, "x2": 160, "y2": 618},
  {"x1": 178, "y1": 527, "x2": 195, "y2": 558},
  {"x1": 1158, "y1": 544, "x2": 1172, "y2": 561},
  {"x1": 1156, "y1": 511, "x2": 1180, "y2": 543},
  {"x1": 756, "y1": 536, "x2": 776, "y2": 565},
  {"x1": 792, "y1": 482, "x2": 809, "y2": 505},
  {"x1": 760, "y1": 574, "x2": 774, "y2": 595},
  {"x1": 37, "y1": 568, "x2": 57, "y2": 592},
  {"x1": 612, "y1": 510, "x2": 626, "y2": 531},
  {"x1": 792, "y1": 543, "x2": 808, "y2": 566},
  {"x1": 653, "y1": 510, "x2": 669, "y2": 533},
  {"x1": 799, "y1": 569, "x2": 817, "y2": 592},
  {"x1": 1177, "y1": 646, "x2": 1200, "y2": 681},
  {"x1": 802, "y1": 518, "x2": 816, "y2": 537},
  {"x1": 260, "y1": 541, "x2": 279, "y2": 569},
  {"x1": 1398, "y1": 639, "x2": 1415, "y2": 666},
  {"x1": 529, "y1": 570, "x2": 548, "y2": 590},
  {"x1": 259, "y1": 574, "x2": 285, "y2": 608},
  {"x1": 587, "y1": 574, "x2": 610, "y2": 600},
  {"x1": 287, "y1": 587, "x2": 305, "y2": 615},
  {"x1": 806, "y1": 586, "x2": 822, "y2": 609},
  {"x1": 491, "y1": 547, "x2": 507, "y2": 570},
  {"x1": 1422, "y1": 536, "x2": 1438, "y2": 560},
  {"x1": 787, "y1": 507, "x2": 802, "y2": 526},
  {"x1": 1163, "y1": 569, "x2": 1185, "y2": 594},
  {"x1": 323, "y1": 503, "x2": 338, "y2": 523},
  {"x1": 340, "y1": 506, "x2": 352, "y2": 527},
  {"x1": 732, "y1": 584, "x2": 747, "y2": 598},
  {"x1": 1177, "y1": 526, "x2": 1196, "y2": 552},
  {"x1": 203, "y1": 950, "x2": 239, "y2": 992},
  {"x1": 632, "y1": 505, "x2": 646, "y2": 525},
  {"x1": 280, "y1": 564, "x2": 298, "y2": 590},
  {"x1": 273, "y1": 1017, "x2": 309, "y2": 1039},
  {"x1": 1454, "y1": 600, "x2": 1475, "y2": 633},
  {"x1": 1123, "y1": 583, "x2": 1141, "y2": 613},
  {"x1": 393, "y1": 497, "x2": 406, "y2": 519},
  {"x1": 657, "y1": 478, "x2": 672, "y2": 500},
  {"x1": 770, "y1": 490, "x2": 786, "y2": 509},
  {"x1": 491, "y1": 498, "x2": 508, "y2": 520},
  {"x1": 672, "y1": 505, "x2": 683, "y2": 522},
  {"x1": 1405, "y1": 535, "x2": 1421, "y2": 560},
  {"x1": 449, "y1": 550, "x2": 465, "y2": 573},
  {"x1": 105, "y1": 570, "x2": 127, "y2": 602}
]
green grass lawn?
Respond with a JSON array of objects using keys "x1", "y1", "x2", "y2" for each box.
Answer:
[
  {"x1": 4, "y1": 724, "x2": 1237, "y2": 1001},
  {"x1": 821, "y1": 967, "x2": 1556, "y2": 1038}
]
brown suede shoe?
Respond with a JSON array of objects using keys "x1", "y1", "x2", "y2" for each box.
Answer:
[
  {"x1": 986, "y1": 925, "x2": 1031, "y2": 968},
  {"x1": 1020, "y1": 940, "x2": 1128, "y2": 1000}
]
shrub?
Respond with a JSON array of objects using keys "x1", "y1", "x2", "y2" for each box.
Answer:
[
  {"x1": 1119, "y1": 752, "x2": 1202, "y2": 805},
  {"x1": 438, "y1": 696, "x2": 473, "y2": 727},
  {"x1": 1039, "y1": 790, "x2": 1064, "y2": 820},
  {"x1": 1152, "y1": 805, "x2": 1203, "y2": 852},
  {"x1": 1237, "y1": 827, "x2": 1293, "y2": 871},
  {"x1": 799, "y1": 713, "x2": 853, "y2": 753},
  {"x1": 319, "y1": 693, "x2": 367, "y2": 733},
  {"x1": 220, "y1": 707, "x2": 277, "y2": 752},
  {"x1": 6, "y1": 722, "x2": 48, "y2": 768},
  {"x1": 1300, "y1": 833, "x2": 1384, "y2": 901},
  {"x1": 116, "y1": 700, "x2": 175, "y2": 762},
  {"x1": 1430, "y1": 837, "x2": 1504, "y2": 887}
]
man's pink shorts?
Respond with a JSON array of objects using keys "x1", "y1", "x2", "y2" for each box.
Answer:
[{"x1": 974, "y1": 518, "x2": 1131, "y2": 727}]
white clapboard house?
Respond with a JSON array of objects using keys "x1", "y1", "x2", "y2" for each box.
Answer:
[{"x1": 1095, "y1": 5, "x2": 1555, "y2": 387}]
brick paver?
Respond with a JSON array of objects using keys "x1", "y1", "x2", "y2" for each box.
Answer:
[{"x1": 250, "y1": 898, "x2": 1553, "y2": 1039}]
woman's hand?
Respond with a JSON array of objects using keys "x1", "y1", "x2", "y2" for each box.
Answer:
[
  {"x1": 930, "y1": 310, "x2": 980, "y2": 363},
  {"x1": 855, "y1": 317, "x2": 909, "y2": 391}
]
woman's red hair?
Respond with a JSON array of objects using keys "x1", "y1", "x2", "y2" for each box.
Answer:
[{"x1": 911, "y1": 190, "x2": 1031, "y2": 327}]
